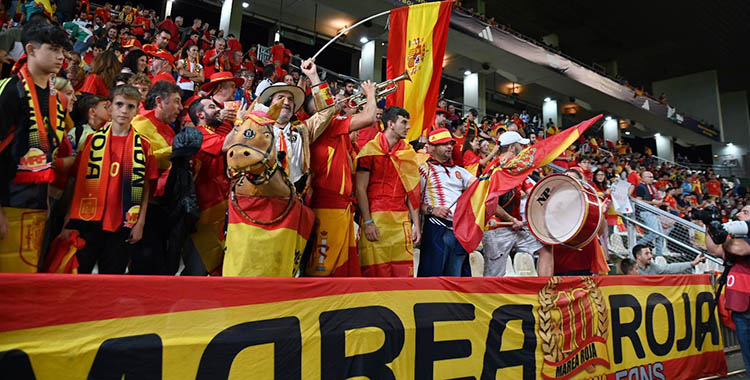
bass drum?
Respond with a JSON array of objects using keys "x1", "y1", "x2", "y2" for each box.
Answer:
[{"x1": 525, "y1": 174, "x2": 602, "y2": 248}]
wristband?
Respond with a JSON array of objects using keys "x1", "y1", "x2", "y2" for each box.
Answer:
[{"x1": 363, "y1": 219, "x2": 374, "y2": 225}]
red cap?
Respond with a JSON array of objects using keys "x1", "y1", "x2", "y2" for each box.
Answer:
[
  {"x1": 435, "y1": 107, "x2": 448, "y2": 115},
  {"x1": 427, "y1": 128, "x2": 455, "y2": 145},
  {"x1": 148, "y1": 49, "x2": 175, "y2": 66},
  {"x1": 122, "y1": 38, "x2": 142, "y2": 49}
]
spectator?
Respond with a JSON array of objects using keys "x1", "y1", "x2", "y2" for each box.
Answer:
[
  {"x1": 620, "y1": 258, "x2": 637, "y2": 275},
  {"x1": 175, "y1": 42, "x2": 203, "y2": 100},
  {"x1": 69, "y1": 95, "x2": 110, "y2": 151},
  {"x1": 120, "y1": 48, "x2": 147, "y2": 74},
  {"x1": 64, "y1": 85, "x2": 158, "y2": 274},
  {"x1": 81, "y1": 49, "x2": 120, "y2": 97},
  {"x1": 127, "y1": 73, "x2": 152, "y2": 108},
  {"x1": 632, "y1": 244, "x2": 704, "y2": 274}
]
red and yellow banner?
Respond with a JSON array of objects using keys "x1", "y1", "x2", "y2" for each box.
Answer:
[
  {"x1": 454, "y1": 114, "x2": 603, "y2": 252},
  {"x1": 386, "y1": 1, "x2": 453, "y2": 142},
  {"x1": 0, "y1": 274, "x2": 726, "y2": 379}
]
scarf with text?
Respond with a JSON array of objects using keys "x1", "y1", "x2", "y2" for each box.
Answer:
[
  {"x1": 13, "y1": 65, "x2": 66, "y2": 183},
  {"x1": 70, "y1": 125, "x2": 146, "y2": 228}
]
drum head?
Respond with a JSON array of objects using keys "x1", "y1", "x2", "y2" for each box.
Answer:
[{"x1": 526, "y1": 175, "x2": 586, "y2": 245}]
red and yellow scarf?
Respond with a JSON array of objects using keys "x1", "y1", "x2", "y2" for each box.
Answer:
[
  {"x1": 14, "y1": 65, "x2": 66, "y2": 184},
  {"x1": 70, "y1": 125, "x2": 146, "y2": 229},
  {"x1": 356, "y1": 133, "x2": 421, "y2": 210}
]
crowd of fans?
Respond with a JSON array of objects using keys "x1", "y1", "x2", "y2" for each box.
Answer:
[
  {"x1": 2, "y1": 2, "x2": 748, "y2": 373},
  {"x1": 0, "y1": 0, "x2": 746, "y2": 280}
]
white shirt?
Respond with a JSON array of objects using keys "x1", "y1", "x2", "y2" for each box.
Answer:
[
  {"x1": 419, "y1": 161, "x2": 475, "y2": 221},
  {"x1": 176, "y1": 59, "x2": 203, "y2": 91},
  {"x1": 275, "y1": 122, "x2": 304, "y2": 184}
]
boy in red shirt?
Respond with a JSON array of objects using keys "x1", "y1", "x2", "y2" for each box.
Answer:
[{"x1": 65, "y1": 85, "x2": 158, "y2": 274}]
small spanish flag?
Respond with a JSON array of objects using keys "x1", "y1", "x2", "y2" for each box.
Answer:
[
  {"x1": 454, "y1": 115, "x2": 603, "y2": 252},
  {"x1": 386, "y1": 1, "x2": 453, "y2": 142}
]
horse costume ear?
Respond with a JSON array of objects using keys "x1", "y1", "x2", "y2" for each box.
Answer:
[{"x1": 265, "y1": 99, "x2": 283, "y2": 121}]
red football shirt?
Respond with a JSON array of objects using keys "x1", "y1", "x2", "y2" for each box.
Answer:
[
  {"x1": 80, "y1": 74, "x2": 110, "y2": 97},
  {"x1": 71, "y1": 134, "x2": 158, "y2": 231},
  {"x1": 310, "y1": 116, "x2": 353, "y2": 208}
]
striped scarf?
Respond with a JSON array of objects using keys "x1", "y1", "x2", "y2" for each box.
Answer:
[
  {"x1": 69, "y1": 125, "x2": 146, "y2": 229},
  {"x1": 9, "y1": 65, "x2": 66, "y2": 183}
]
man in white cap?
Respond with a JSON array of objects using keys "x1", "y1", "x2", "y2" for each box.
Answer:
[
  {"x1": 481, "y1": 131, "x2": 553, "y2": 276},
  {"x1": 235, "y1": 58, "x2": 336, "y2": 194}
]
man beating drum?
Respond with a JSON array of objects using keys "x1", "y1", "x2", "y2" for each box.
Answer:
[
  {"x1": 481, "y1": 132, "x2": 554, "y2": 276},
  {"x1": 550, "y1": 168, "x2": 612, "y2": 276}
]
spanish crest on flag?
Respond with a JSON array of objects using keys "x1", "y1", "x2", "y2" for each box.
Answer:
[
  {"x1": 386, "y1": 1, "x2": 453, "y2": 142},
  {"x1": 454, "y1": 115, "x2": 603, "y2": 252}
]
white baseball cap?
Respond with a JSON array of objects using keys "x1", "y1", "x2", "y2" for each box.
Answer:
[{"x1": 498, "y1": 131, "x2": 530, "y2": 146}]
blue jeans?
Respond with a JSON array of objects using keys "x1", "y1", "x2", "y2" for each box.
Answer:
[
  {"x1": 417, "y1": 219, "x2": 469, "y2": 277},
  {"x1": 733, "y1": 310, "x2": 750, "y2": 375},
  {"x1": 73, "y1": 38, "x2": 93, "y2": 55},
  {"x1": 636, "y1": 211, "x2": 664, "y2": 256}
]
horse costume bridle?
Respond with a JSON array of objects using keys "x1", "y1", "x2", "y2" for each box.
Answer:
[{"x1": 226, "y1": 123, "x2": 297, "y2": 225}]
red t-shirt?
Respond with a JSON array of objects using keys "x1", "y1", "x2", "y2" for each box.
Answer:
[
  {"x1": 282, "y1": 48, "x2": 291, "y2": 66},
  {"x1": 227, "y1": 39, "x2": 242, "y2": 53},
  {"x1": 131, "y1": 16, "x2": 150, "y2": 36},
  {"x1": 275, "y1": 66, "x2": 288, "y2": 81},
  {"x1": 452, "y1": 135, "x2": 466, "y2": 166},
  {"x1": 270, "y1": 44, "x2": 284, "y2": 64},
  {"x1": 706, "y1": 180, "x2": 722, "y2": 197},
  {"x1": 72, "y1": 134, "x2": 158, "y2": 232},
  {"x1": 356, "y1": 121, "x2": 382, "y2": 149},
  {"x1": 201, "y1": 31, "x2": 213, "y2": 51},
  {"x1": 627, "y1": 171, "x2": 641, "y2": 187},
  {"x1": 202, "y1": 49, "x2": 229, "y2": 78},
  {"x1": 655, "y1": 179, "x2": 670, "y2": 191},
  {"x1": 81, "y1": 74, "x2": 110, "y2": 97},
  {"x1": 193, "y1": 126, "x2": 229, "y2": 211},
  {"x1": 95, "y1": 8, "x2": 111, "y2": 24},
  {"x1": 310, "y1": 116, "x2": 353, "y2": 208},
  {"x1": 357, "y1": 138, "x2": 408, "y2": 213}
]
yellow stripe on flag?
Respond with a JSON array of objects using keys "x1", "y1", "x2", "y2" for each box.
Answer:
[
  {"x1": 224, "y1": 223, "x2": 307, "y2": 277},
  {"x1": 403, "y1": 3, "x2": 441, "y2": 142}
]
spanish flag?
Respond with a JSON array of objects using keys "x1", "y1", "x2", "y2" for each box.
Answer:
[
  {"x1": 454, "y1": 115, "x2": 603, "y2": 252},
  {"x1": 224, "y1": 195, "x2": 314, "y2": 277},
  {"x1": 386, "y1": 1, "x2": 453, "y2": 142}
]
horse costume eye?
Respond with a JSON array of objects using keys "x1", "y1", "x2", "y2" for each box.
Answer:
[
  {"x1": 264, "y1": 132, "x2": 271, "y2": 138},
  {"x1": 243, "y1": 129, "x2": 256, "y2": 139}
]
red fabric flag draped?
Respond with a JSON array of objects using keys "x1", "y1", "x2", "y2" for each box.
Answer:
[
  {"x1": 454, "y1": 115, "x2": 604, "y2": 252},
  {"x1": 386, "y1": 1, "x2": 453, "y2": 142}
]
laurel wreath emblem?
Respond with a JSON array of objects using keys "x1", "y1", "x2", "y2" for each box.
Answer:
[{"x1": 537, "y1": 276, "x2": 609, "y2": 363}]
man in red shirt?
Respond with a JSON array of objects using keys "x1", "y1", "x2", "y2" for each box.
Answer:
[
  {"x1": 130, "y1": 81, "x2": 183, "y2": 274},
  {"x1": 226, "y1": 33, "x2": 242, "y2": 53},
  {"x1": 157, "y1": 16, "x2": 180, "y2": 52},
  {"x1": 625, "y1": 161, "x2": 641, "y2": 189},
  {"x1": 706, "y1": 173, "x2": 723, "y2": 198},
  {"x1": 357, "y1": 105, "x2": 384, "y2": 148},
  {"x1": 450, "y1": 118, "x2": 468, "y2": 166},
  {"x1": 202, "y1": 38, "x2": 230, "y2": 78},
  {"x1": 356, "y1": 106, "x2": 422, "y2": 277},
  {"x1": 185, "y1": 97, "x2": 232, "y2": 275},
  {"x1": 65, "y1": 85, "x2": 158, "y2": 274},
  {"x1": 200, "y1": 71, "x2": 244, "y2": 136},
  {"x1": 143, "y1": 28, "x2": 171, "y2": 53},
  {"x1": 270, "y1": 41, "x2": 285, "y2": 64},
  {"x1": 147, "y1": 49, "x2": 175, "y2": 84},
  {"x1": 306, "y1": 82, "x2": 377, "y2": 276},
  {"x1": 94, "y1": 3, "x2": 112, "y2": 24}
]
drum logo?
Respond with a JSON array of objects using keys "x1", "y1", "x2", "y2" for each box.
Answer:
[
  {"x1": 536, "y1": 187, "x2": 551, "y2": 206},
  {"x1": 537, "y1": 276, "x2": 611, "y2": 379}
]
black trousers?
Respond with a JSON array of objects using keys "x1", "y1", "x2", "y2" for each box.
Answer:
[
  {"x1": 75, "y1": 228, "x2": 132, "y2": 274},
  {"x1": 129, "y1": 203, "x2": 169, "y2": 274}
]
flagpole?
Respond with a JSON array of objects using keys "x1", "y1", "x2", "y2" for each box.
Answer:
[{"x1": 312, "y1": 9, "x2": 391, "y2": 60}]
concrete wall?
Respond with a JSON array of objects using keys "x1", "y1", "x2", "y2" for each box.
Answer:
[
  {"x1": 652, "y1": 70, "x2": 724, "y2": 139},
  {"x1": 655, "y1": 135, "x2": 674, "y2": 162},
  {"x1": 720, "y1": 91, "x2": 750, "y2": 147}
]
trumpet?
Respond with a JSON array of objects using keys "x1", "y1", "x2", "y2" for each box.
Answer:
[{"x1": 336, "y1": 70, "x2": 412, "y2": 108}]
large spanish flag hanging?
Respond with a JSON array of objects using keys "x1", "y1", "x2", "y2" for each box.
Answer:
[
  {"x1": 454, "y1": 114, "x2": 603, "y2": 252},
  {"x1": 386, "y1": 1, "x2": 453, "y2": 142}
]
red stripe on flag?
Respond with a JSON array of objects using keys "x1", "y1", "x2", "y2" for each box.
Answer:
[
  {"x1": 420, "y1": 1, "x2": 453, "y2": 134},
  {"x1": 229, "y1": 195, "x2": 311, "y2": 236},
  {"x1": 385, "y1": 6, "x2": 409, "y2": 108},
  {"x1": 0, "y1": 274, "x2": 713, "y2": 332}
]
